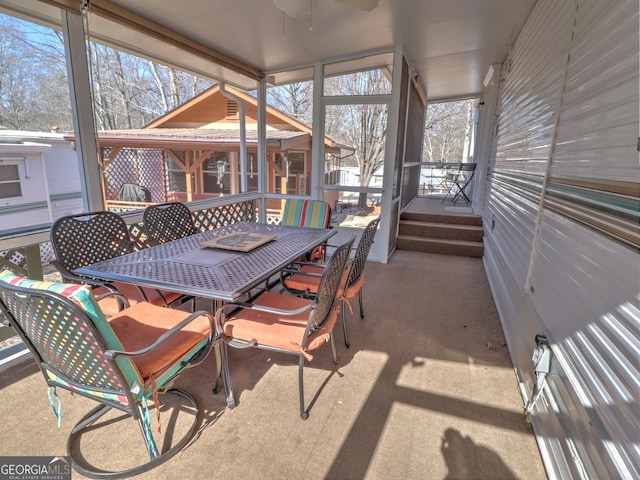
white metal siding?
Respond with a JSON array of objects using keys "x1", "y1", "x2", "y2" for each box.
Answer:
[
  {"x1": 483, "y1": 0, "x2": 639, "y2": 478},
  {"x1": 487, "y1": 0, "x2": 576, "y2": 289},
  {"x1": 42, "y1": 140, "x2": 83, "y2": 220},
  {"x1": 43, "y1": 141, "x2": 81, "y2": 196}
]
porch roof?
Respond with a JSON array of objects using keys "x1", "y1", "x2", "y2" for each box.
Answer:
[{"x1": 64, "y1": 128, "x2": 351, "y2": 152}]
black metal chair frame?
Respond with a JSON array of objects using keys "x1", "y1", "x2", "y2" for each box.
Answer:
[
  {"x1": 441, "y1": 163, "x2": 476, "y2": 205},
  {"x1": 281, "y1": 217, "x2": 380, "y2": 348},
  {"x1": 143, "y1": 202, "x2": 198, "y2": 247},
  {"x1": 215, "y1": 236, "x2": 354, "y2": 420},
  {"x1": 50, "y1": 211, "x2": 188, "y2": 311},
  {"x1": 0, "y1": 277, "x2": 216, "y2": 478},
  {"x1": 451, "y1": 163, "x2": 476, "y2": 205}
]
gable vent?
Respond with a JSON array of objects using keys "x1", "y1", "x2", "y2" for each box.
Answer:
[{"x1": 226, "y1": 101, "x2": 238, "y2": 117}]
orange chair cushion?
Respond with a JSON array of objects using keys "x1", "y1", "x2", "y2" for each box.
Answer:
[
  {"x1": 284, "y1": 266, "x2": 363, "y2": 300},
  {"x1": 108, "y1": 302, "x2": 210, "y2": 380},
  {"x1": 94, "y1": 282, "x2": 183, "y2": 316},
  {"x1": 343, "y1": 274, "x2": 364, "y2": 300},
  {"x1": 283, "y1": 265, "x2": 323, "y2": 293},
  {"x1": 223, "y1": 291, "x2": 338, "y2": 354}
]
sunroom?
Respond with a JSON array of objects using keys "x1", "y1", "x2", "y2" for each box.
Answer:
[{"x1": 0, "y1": 1, "x2": 637, "y2": 479}]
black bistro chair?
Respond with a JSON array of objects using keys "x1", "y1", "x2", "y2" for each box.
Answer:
[
  {"x1": 441, "y1": 163, "x2": 476, "y2": 205},
  {"x1": 0, "y1": 269, "x2": 216, "y2": 478},
  {"x1": 214, "y1": 236, "x2": 354, "y2": 420},
  {"x1": 451, "y1": 163, "x2": 476, "y2": 205}
]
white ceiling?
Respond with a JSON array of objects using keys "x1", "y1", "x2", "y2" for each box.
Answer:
[{"x1": 1, "y1": 0, "x2": 536, "y2": 101}]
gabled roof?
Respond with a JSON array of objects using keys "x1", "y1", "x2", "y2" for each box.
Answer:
[{"x1": 145, "y1": 84, "x2": 351, "y2": 150}]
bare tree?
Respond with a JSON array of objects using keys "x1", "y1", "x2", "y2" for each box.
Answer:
[
  {"x1": 424, "y1": 99, "x2": 477, "y2": 163},
  {"x1": 86, "y1": 42, "x2": 214, "y2": 130},
  {"x1": 267, "y1": 81, "x2": 313, "y2": 124},
  {"x1": 325, "y1": 70, "x2": 388, "y2": 208},
  {"x1": 0, "y1": 15, "x2": 71, "y2": 131}
]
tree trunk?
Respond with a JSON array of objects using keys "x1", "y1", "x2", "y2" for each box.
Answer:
[{"x1": 357, "y1": 191, "x2": 368, "y2": 209}]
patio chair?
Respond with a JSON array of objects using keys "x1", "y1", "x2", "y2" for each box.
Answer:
[
  {"x1": 440, "y1": 164, "x2": 462, "y2": 203},
  {"x1": 451, "y1": 163, "x2": 476, "y2": 205},
  {"x1": 441, "y1": 163, "x2": 476, "y2": 204},
  {"x1": 281, "y1": 199, "x2": 331, "y2": 229},
  {"x1": 214, "y1": 235, "x2": 354, "y2": 420},
  {"x1": 0, "y1": 269, "x2": 216, "y2": 479},
  {"x1": 280, "y1": 199, "x2": 331, "y2": 261},
  {"x1": 50, "y1": 211, "x2": 189, "y2": 316},
  {"x1": 281, "y1": 217, "x2": 380, "y2": 348},
  {"x1": 143, "y1": 202, "x2": 198, "y2": 247}
]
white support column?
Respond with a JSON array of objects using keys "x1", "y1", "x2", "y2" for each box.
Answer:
[
  {"x1": 61, "y1": 10, "x2": 103, "y2": 212},
  {"x1": 311, "y1": 62, "x2": 323, "y2": 201},
  {"x1": 377, "y1": 46, "x2": 405, "y2": 263},
  {"x1": 256, "y1": 79, "x2": 267, "y2": 221}
]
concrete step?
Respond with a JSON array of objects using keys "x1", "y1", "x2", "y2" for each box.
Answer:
[
  {"x1": 401, "y1": 211, "x2": 482, "y2": 226},
  {"x1": 396, "y1": 234, "x2": 484, "y2": 258},
  {"x1": 399, "y1": 219, "x2": 484, "y2": 242}
]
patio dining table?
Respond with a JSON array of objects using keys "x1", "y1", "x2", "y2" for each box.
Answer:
[
  {"x1": 76, "y1": 221, "x2": 336, "y2": 302},
  {"x1": 76, "y1": 220, "x2": 336, "y2": 408}
]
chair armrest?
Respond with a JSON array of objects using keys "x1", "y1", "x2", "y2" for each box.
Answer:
[
  {"x1": 52, "y1": 260, "x2": 114, "y2": 290},
  {"x1": 104, "y1": 309, "x2": 215, "y2": 360},
  {"x1": 281, "y1": 268, "x2": 323, "y2": 279},
  {"x1": 93, "y1": 290, "x2": 131, "y2": 310},
  {"x1": 250, "y1": 301, "x2": 314, "y2": 316},
  {"x1": 288, "y1": 260, "x2": 326, "y2": 269},
  {"x1": 213, "y1": 302, "x2": 256, "y2": 348},
  {"x1": 215, "y1": 300, "x2": 313, "y2": 320},
  {"x1": 213, "y1": 299, "x2": 314, "y2": 349}
]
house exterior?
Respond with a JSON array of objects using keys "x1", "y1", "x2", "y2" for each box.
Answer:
[
  {"x1": 0, "y1": 130, "x2": 83, "y2": 235},
  {"x1": 476, "y1": 2, "x2": 639, "y2": 478},
  {"x1": 84, "y1": 85, "x2": 348, "y2": 213}
]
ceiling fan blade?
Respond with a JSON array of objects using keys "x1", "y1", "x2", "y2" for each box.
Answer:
[{"x1": 333, "y1": 0, "x2": 379, "y2": 11}]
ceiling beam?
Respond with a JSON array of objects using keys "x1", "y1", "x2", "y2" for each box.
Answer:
[
  {"x1": 38, "y1": 0, "x2": 264, "y2": 81},
  {"x1": 36, "y1": 0, "x2": 81, "y2": 15}
]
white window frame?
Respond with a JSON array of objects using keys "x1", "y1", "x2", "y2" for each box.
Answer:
[{"x1": 0, "y1": 158, "x2": 25, "y2": 200}]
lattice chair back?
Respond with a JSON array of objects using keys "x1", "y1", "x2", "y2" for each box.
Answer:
[
  {"x1": 345, "y1": 217, "x2": 380, "y2": 289},
  {"x1": 305, "y1": 235, "x2": 354, "y2": 337},
  {"x1": 50, "y1": 211, "x2": 187, "y2": 314},
  {"x1": 0, "y1": 269, "x2": 213, "y2": 478},
  {"x1": 143, "y1": 202, "x2": 198, "y2": 246},
  {"x1": 50, "y1": 211, "x2": 136, "y2": 276}
]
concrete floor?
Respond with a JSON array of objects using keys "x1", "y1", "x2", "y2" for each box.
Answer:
[{"x1": 0, "y1": 202, "x2": 547, "y2": 479}]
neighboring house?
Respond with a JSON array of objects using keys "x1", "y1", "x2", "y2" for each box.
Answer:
[
  {"x1": 77, "y1": 85, "x2": 350, "y2": 212},
  {"x1": 0, "y1": 130, "x2": 83, "y2": 235}
]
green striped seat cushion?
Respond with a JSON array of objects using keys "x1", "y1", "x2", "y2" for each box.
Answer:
[{"x1": 281, "y1": 199, "x2": 330, "y2": 229}]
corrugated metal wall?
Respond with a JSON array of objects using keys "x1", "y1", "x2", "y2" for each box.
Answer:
[{"x1": 483, "y1": 0, "x2": 639, "y2": 478}]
